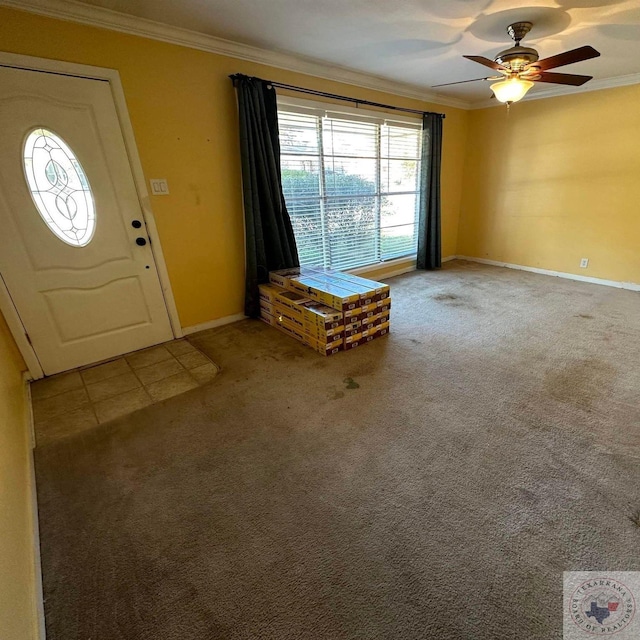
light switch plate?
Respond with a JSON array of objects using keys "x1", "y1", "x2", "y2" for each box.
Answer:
[{"x1": 150, "y1": 179, "x2": 169, "y2": 195}]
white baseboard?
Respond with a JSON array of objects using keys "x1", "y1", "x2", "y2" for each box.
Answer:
[
  {"x1": 442, "y1": 255, "x2": 457, "y2": 263},
  {"x1": 182, "y1": 312, "x2": 247, "y2": 335},
  {"x1": 456, "y1": 256, "x2": 640, "y2": 292},
  {"x1": 23, "y1": 376, "x2": 46, "y2": 640}
]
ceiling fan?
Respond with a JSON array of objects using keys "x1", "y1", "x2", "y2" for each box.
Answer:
[{"x1": 434, "y1": 22, "x2": 601, "y2": 105}]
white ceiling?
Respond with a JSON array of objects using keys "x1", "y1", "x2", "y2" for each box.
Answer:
[{"x1": 38, "y1": 0, "x2": 640, "y2": 104}]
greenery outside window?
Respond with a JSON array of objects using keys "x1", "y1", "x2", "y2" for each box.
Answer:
[{"x1": 278, "y1": 99, "x2": 422, "y2": 271}]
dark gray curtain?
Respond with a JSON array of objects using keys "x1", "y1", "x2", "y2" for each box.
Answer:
[
  {"x1": 232, "y1": 74, "x2": 299, "y2": 317},
  {"x1": 417, "y1": 113, "x2": 443, "y2": 270}
]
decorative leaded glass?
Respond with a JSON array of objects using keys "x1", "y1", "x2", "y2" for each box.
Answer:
[{"x1": 23, "y1": 128, "x2": 96, "y2": 247}]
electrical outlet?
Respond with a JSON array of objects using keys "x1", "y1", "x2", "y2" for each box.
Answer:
[{"x1": 580, "y1": 258, "x2": 589, "y2": 268}]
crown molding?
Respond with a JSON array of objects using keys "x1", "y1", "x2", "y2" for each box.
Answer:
[
  {"x1": 0, "y1": 0, "x2": 470, "y2": 110},
  {"x1": 7, "y1": 0, "x2": 637, "y2": 113},
  {"x1": 470, "y1": 71, "x2": 640, "y2": 110}
]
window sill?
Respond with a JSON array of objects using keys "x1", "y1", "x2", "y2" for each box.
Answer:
[{"x1": 348, "y1": 255, "x2": 417, "y2": 279}]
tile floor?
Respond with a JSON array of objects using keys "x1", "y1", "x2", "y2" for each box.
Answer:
[{"x1": 31, "y1": 339, "x2": 219, "y2": 447}]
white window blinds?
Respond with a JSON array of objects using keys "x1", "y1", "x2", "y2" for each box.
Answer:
[{"x1": 278, "y1": 104, "x2": 422, "y2": 271}]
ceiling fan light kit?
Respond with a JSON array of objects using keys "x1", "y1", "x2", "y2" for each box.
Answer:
[
  {"x1": 435, "y1": 21, "x2": 601, "y2": 109},
  {"x1": 490, "y1": 77, "x2": 534, "y2": 104}
]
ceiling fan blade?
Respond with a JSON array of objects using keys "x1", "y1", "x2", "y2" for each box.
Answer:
[
  {"x1": 534, "y1": 46, "x2": 600, "y2": 71},
  {"x1": 463, "y1": 55, "x2": 506, "y2": 71},
  {"x1": 535, "y1": 71, "x2": 593, "y2": 86},
  {"x1": 432, "y1": 77, "x2": 492, "y2": 88}
]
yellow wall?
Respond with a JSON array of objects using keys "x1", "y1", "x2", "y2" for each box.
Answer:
[
  {"x1": 0, "y1": 7, "x2": 468, "y2": 327},
  {"x1": 457, "y1": 84, "x2": 640, "y2": 283},
  {"x1": 0, "y1": 10, "x2": 466, "y2": 634},
  {"x1": 0, "y1": 312, "x2": 39, "y2": 640}
]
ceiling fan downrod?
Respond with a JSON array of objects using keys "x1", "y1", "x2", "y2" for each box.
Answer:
[{"x1": 506, "y1": 22, "x2": 533, "y2": 46}]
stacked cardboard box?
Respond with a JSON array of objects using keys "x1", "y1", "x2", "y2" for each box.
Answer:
[
  {"x1": 259, "y1": 266, "x2": 391, "y2": 355},
  {"x1": 259, "y1": 283, "x2": 344, "y2": 355}
]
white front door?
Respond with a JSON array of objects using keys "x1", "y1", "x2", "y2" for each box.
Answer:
[{"x1": 0, "y1": 66, "x2": 174, "y2": 376}]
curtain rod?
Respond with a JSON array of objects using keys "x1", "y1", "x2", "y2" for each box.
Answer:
[{"x1": 229, "y1": 73, "x2": 445, "y2": 119}]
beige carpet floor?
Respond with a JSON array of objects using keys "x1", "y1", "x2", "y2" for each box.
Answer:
[{"x1": 35, "y1": 260, "x2": 640, "y2": 639}]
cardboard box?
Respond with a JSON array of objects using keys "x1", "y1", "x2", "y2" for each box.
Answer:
[
  {"x1": 303, "y1": 324, "x2": 344, "y2": 341},
  {"x1": 271, "y1": 314, "x2": 343, "y2": 356},
  {"x1": 274, "y1": 302, "x2": 344, "y2": 340},
  {"x1": 344, "y1": 331, "x2": 363, "y2": 345},
  {"x1": 272, "y1": 302, "x2": 305, "y2": 330},
  {"x1": 267, "y1": 267, "x2": 306, "y2": 289},
  {"x1": 258, "y1": 282, "x2": 286, "y2": 304},
  {"x1": 274, "y1": 314, "x2": 340, "y2": 345},
  {"x1": 269, "y1": 268, "x2": 390, "y2": 309},
  {"x1": 348, "y1": 300, "x2": 391, "y2": 325},
  {"x1": 343, "y1": 326, "x2": 361, "y2": 338},
  {"x1": 300, "y1": 301, "x2": 343, "y2": 329},
  {"x1": 343, "y1": 323, "x2": 390, "y2": 350},
  {"x1": 343, "y1": 325, "x2": 387, "y2": 344},
  {"x1": 344, "y1": 318, "x2": 361, "y2": 332},
  {"x1": 273, "y1": 300, "x2": 342, "y2": 333},
  {"x1": 297, "y1": 272, "x2": 389, "y2": 305},
  {"x1": 304, "y1": 333, "x2": 343, "y2": 356},
  {"x1": 360, "y1": 312, "x2": 390, "y2": 333},
  {"x1": 260, "y1": 283, "x2": 343, "y2": 329},
  {"x1": 360, "y1": 323, "x2": 378, "y2": 338},
  {"x1": 259, "y1": 311, "x2": 277, "y2": 327},
  {"x1": 273, "y1": 289, "x2": 313, "y2": 314},
  {"x1": 288, "y1": 274, "x2": 361, "y2": 311},
  {"x1": 265, "y1": 269, "x2": 391, "y2": 355},
  {"x1": 259, "y1": 300, "x2": 276, "y2": 317},
  {"x1": 306, "y1": 268, "x2": 390, "y2": 299},
  {"x1": 351, "y1": 308, "x2": 377, "y2": 325},
  {"x1": 343, "y1": 303, "x2": 372, "y2": 320},
  {"x1": 268, "y1": 265, "x2": 338, "y2": 289},
  {"x1": 274, "y1": 316, "x2": 308, "y2": 343},
  {"x1": 319, "y1": 279, "x2": 376, "y2": 305},
  {"x1": 344, "y1": 321, "x2": 389, "y2": 345}
]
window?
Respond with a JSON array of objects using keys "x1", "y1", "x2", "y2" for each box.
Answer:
[
  {"x1": 23, "y1": 128, "x2": 96, "y2": 247},
  {"x1": 278, "y1": 100, "x2": 422, "y2": 271}
]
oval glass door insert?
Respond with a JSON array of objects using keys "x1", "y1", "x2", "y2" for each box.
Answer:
[{"x1": 23, "y1": 128, "x2": 96, "y2": 247}]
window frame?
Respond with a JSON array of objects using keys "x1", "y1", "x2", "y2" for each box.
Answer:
[{"x1": 277, "y1": 96, "x2": 422, "y2": 271}]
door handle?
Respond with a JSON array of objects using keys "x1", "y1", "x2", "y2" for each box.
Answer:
[{"x1": 135, "y1": 237, "x2": 147, "y2": 246}]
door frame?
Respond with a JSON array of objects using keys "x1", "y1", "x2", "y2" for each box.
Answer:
[{"x1": 0, "y1": 51, "x2": 183, "y2": 379}]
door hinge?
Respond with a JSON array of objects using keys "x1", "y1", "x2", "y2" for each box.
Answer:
[{"x1": 25, "y1": 332, "x2": 32, "y2": 346}]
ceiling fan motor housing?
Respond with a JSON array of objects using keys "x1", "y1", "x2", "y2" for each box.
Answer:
[
  {"x1": 495, "y1": 45, "x2": 540, "y2": 72},
  {"x1": 495, "y1": 22, "x2": 539, "y2": 73}
]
